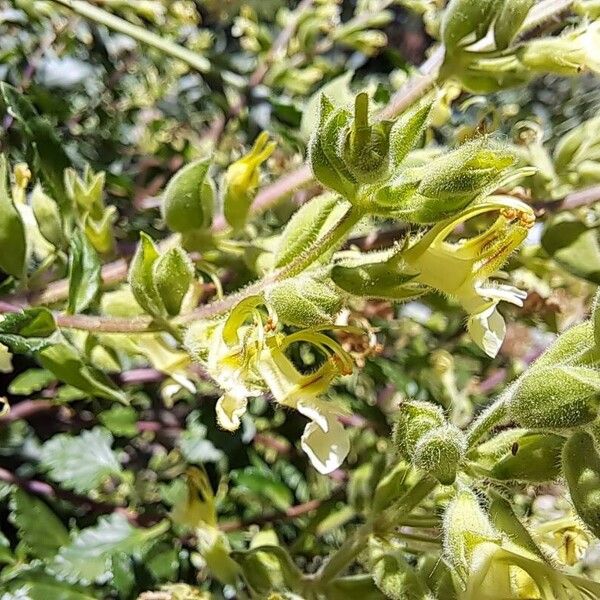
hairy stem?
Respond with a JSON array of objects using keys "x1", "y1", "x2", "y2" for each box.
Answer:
[
  {"x1": 50, "y1": 0, "x2": 210, "y2": 72},
  {"x1": 317, "y1": 476, "x2": 437, "y2": 585}
]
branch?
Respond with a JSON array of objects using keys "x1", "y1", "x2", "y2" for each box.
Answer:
[{"x1": 50, "y1": 0, "x2": 210, "y2": 73}]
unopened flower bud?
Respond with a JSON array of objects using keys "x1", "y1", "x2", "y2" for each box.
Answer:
[
  {"x1": 393, "y1": 400, "x2": 445, "y2": 459},
  {"x1": 413, "y1": 424, "x2": 466, "y2": 485}
]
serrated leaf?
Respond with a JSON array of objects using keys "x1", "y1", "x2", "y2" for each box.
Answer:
[
  {"x1": 178, "y1": 417, "x2": 224, "y2": 464},
  {"x1": 50, "y1": 513, "x2": 169, "y2": 584},
  {"x1": 37, "y1": 341, "x2": 127, "y2": 404},
  {"x1": 1, "y1": 566, "x2": 98, "y2": 600},
  {"x1": 39, "y1": 427, "x2": 122, "y2": 493},
  {"x1": 0, "y1": 154, "x2": 27, "y2": 278},
  {"x1": 98, "y1": 405, "x2": 138, "y2": 437},
  {"x1": 67, "y1": 230, "x2": 101, "y2": 314},
  {"x1": 9, "y1": 489, "x2": 69, "y2": 560},
  {"x1": 8, "y1": 368, "x2": 56, "y2": 395},
  {"x1": 0, "y1": 308, "x2": 57, "y2": 354}
]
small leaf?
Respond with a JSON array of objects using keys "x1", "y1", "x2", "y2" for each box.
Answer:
[
  {"x1": 67, "y1": 230, "x2": 101, "y2": 314},
  {"x1": 50, "y1": 513, "x2": 169, "y2": 584},
  {"x1": 0, "y1": 308, "x2": 57, "y2": 354},
  {"x1": 1, "y1": 567, "x2": 97, "y2": 600},
  {"x1": 40, "y1": 427, "x2": 122, "y2": 493},
  {"x1": 98, "y1": 405, "x2": 138, "y2": 437},
  {"x1": 232, "y1": 466, "x2": 293, "y2": 511},
  {"x1": 154, "y1": 247, "x2": 194, "y2": 316},
  {"x1": 128, "y1": 232, "x2": 165, "y2": 319},
  {"x1": 9, "y1": 489, "x2": 69, "y2": 560},
  {"x1": 178, "y1": 416, "x2": 224, "y2": 464},
  {"x1": 0, "y1": 154, "x2": 27, "y2": 278}
]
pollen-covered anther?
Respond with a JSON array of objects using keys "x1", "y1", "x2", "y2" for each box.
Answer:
[
  {"x1": 517, "y1": 210, "x2": 536, "y2": 228},
  {"x1": 500, "y1": 207, "x2": 517, "y2": 221}
]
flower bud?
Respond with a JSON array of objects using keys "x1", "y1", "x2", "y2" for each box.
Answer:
[
  {"x1": 154, "y1": 247, "x2": 194, "y2": 317},
  {"x1": 494, "y1": 0, "x2": 535, "y2": 50},
  {"x1": 223, "y1": 133, "x2": 275, "y2": 231},
  {"x1": 490, "y1": 432, "x2": 565, "y2": 482},
  {"x1": 508, "y1": 365, "x2": 599, "y2": 429},
  {"x1": 162, "y1": 158, "x2": 215, "y2": 233},
  {"x1": 393, "y1": 400, "x2": 445, "y2": 459},
  {"x1": 562, "y1": 431, "x2": 600, "y2": 538},
  {"x1": 265, "y1": 276, "x2": 343, "y2": 327},
  {"x1": 31, "y1": 184, "x2": 64, "y2": 249},
  {"x1": 64, "y1": 166, "x2": 105, "y2": 214},
  {"x1": 413, "y1": 425, "x2": 466, "y2": 485}
]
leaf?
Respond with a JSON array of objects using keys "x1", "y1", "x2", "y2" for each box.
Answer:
[
  {"x1": 0, "y1": 154, "x2": 27, "y2": 278},
  {"x1": 37, "y1": 341, "x2": 127, "y2": 404},
  {"x1": 0, "y1": 308, "x2": 57, "y2": 354},
  {"x1": 67, "y1": 230, "x2": 101, "y2": 314},
  {"x1": 9, "y1": 488, "x2": 69, "y2": 560},
  {"x1": 39, "y1": 427, "x2": 122, "y2": 493},
  {"x1": 50, "y1": 513, "x2": 169, "y2": 584},
  {"x1": 231, "y1": 466, "x2": 293, "y2": 511},
  {"x1": 1, "y1": 83, "x2": 71, "y2": 209},
  {"x1": 128, "y1": 232, "x2": 165, "y2": 318},
  {"x1": 98, "y1": 405, "x2": 138, "y2": 437},
  {"x1": 1, "y1": 566, "x2": 98, "y2": 600},
  {"x1": 178, "y1": 417, "x2": 224, "y2": 464},
  {"x1": 541, "y1": 214, "x2": 600, "y2": 284},
  {"x1": 8, "y1": 368, "x2": 56, "y2": 395}
]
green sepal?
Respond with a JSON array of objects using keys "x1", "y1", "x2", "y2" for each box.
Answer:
[
  {"x1": 265, "y1": 276, "x2": 343, "y2": 328},
  {"x1": 562, "y1": 431, "x2": 600, "y2": 538},
  {"x1": 389, "y1": 101, "x2": 432, "y2": 169},
  {"x1": 489, "y1": 432, "x2": 565, "y2": 482},
  {"x1": 162, "y1": 158, "x2": 214, "y2": 233},
  {"x1": 31, "y1": 184, "x2": 65, "y2": 249},
  {"x1": 393, "y1": 400, "x2": 445, "y2": 459},
  {"x1": 442, "y1": 0, "x2": 503, "y2": 51},
  {"x1": 67, "y1": 230, "x2": 101, "y2": 315},
  {"x1": 128, "y1": 232, "x2": 166, "y2": 319},
  {"x1": 494, "y1": 0, "x2": 535, "y2": 50},
  {"x1": 154, "y1": 247, "x2": 194, "y2": 317}
]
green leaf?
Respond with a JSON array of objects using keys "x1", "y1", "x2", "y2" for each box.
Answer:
[
  {"x1": 154, "y1": 247, "x2": 194, "y2": 316},
  {"x1": 8, "y1": 368, "x2": 56, "y2": 395},
  {"x1": 541, "y1": 215, "x2": 600, "y2": 284},
  {"x1": 37, "y1": 341, "x2": 127, "y2": 404},
  {"x1": 98, "y1": 405, "x2": 138, "y2": 437},
  {"x1": 9, "y1": 488, "x2": 69, "y2": 560},
  {"x1": 0, "y1": 308, "x2": 57, "y2": 354},
  {"x1": 1, "y1": 566, "x2": 98, "y2": 600},
  {"x1": 128, "y1": 232, "x2": 166, "y2": 318},
  {"x1": 0, "y1": 154, "x2": 27, "y2": 278},
  {"x1": 39, "y1": 427, "x2": 122, "y2": 493},
  {"x1": 51, "y1": 513, "x2": 169, "y2": 584},
  {"x1": 67, "y1": 230, "x2": 101, "y2": 314},
  {"x1": 178, "y1": 417, "x2": 224, "y2": 464},
  {"x1": 231, "y1": 466, "x2": 293, "y2": 511},
  {"x1": 1, "y1": 83, "x2": 71, "y2": 209}
]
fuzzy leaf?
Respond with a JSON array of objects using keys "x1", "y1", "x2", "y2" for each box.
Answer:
[{"x1": 40, "y1": 427, "x2": 122, "y2": 493}]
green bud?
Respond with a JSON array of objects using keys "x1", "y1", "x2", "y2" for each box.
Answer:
[
  {"x1": 64, "y1": 166, "x2": 105, "y2": 214},
  {"x1": 154, "y1": 247, "x2": 194, "y2": 317},
  {"x1": 85, "y1": 206, "x2": 117, "y2": 255},
  {"x1": 265, "y1": 276, "x2": 343, "y2": 328},
  {"x1": 374, "y1": 139, "x2": 515, "y2": 223},
  {"x1": 162, "y1": 159, "x2": 215, "y2": 233},
  {"x1": 393, "y1": 400, "x2": 445, "y2": 459},
  {"x1": 370, "y1": 542, "x2": 432, "y2": 600},
  {"x1": 413, "y1": 425, "x2": 466, "y2": 485},
  {"x1": 534, "y1": 321, "x2": 595, "y2": 368},
  {"x1": 31, "y1": 184, "x2": 64, "y2": 249},
  {"x1": 508, "y1": 365, "x2": 600, "y2": 429},
  {"x1": 489, "y1": 432, "x2": 565, "y2": 482},
  {"x1": 331, "y1": 251, "x2": 421, "y2": 300},
  {"x1": 341, "y1": 92, "x2": 393, "y2": 184},
  {"x1": 562, "y1": 431, "x2": 600, "y2": 538},
  {"x1": 129, "y1": 232, "x2": 166, "y2": 319},
  {"x1": 223, "y1": 133, "x2": 275, "y2": 231},
  {"x1": 441, "y1": 0, "x2": 502, "y2": 52},
  {"x1": 493, "y1": 0, "x2": 535, "y2": 50},
  {"x1": 275, "y1": 193, "x2": 341, "y2": 268}
]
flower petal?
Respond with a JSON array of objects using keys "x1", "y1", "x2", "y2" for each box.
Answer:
[
  {"x1": 300, "y1": 412, "x2": 349, "y2": 474},
  {"x1": 468, "y1": 304, "x2": 506, "y2": 358},
  {"x1": 216, "y1": 393, "x2": 247, "y2": 432}
]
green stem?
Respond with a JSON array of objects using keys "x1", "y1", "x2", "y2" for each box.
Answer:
[
  {"x1": 317, "y1": 476, "x2": 437, "y2": 585},
  {"x1": 50, "y1": 0, "x2": 210, "y2": 73}
]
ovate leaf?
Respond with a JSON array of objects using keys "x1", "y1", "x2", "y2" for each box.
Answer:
[
  {"x1": 67, "y1": 230, "x2": 101, "y2": 314},
  {"x1": 9, "y1": 489, "x2": 69, "y2": 560},
  {"x1": 39, "y1": 427, "x2": 122, "y2": 493}
]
